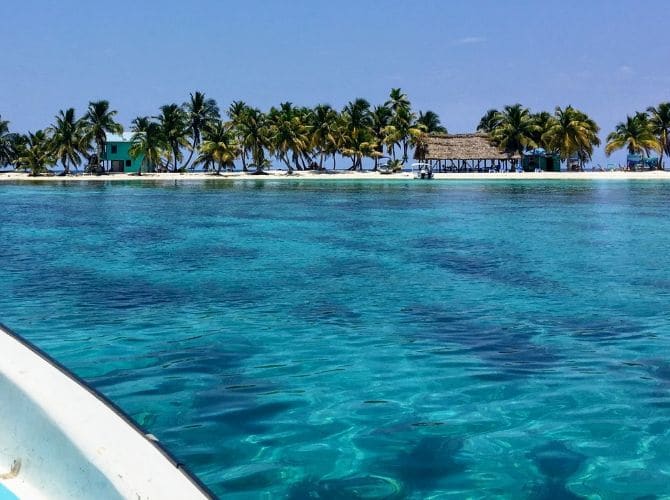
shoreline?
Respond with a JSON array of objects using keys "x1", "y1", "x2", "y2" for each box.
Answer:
[{"x1": 2, "y1": 170, "x2": 670, "y2": 182}]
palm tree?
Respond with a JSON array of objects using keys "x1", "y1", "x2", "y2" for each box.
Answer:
[
  {"x1": 181, "y1": 91, "x2": 220, "y2": 169},
  {"x1": 342, "y1": 98, "x2": 373, "y2": 132},
  {"x1": 156, "y1": 104, "x2": 189, "y2": 172},
  {"x1": 416, "y1": 110, "x2": 447, "y2": 133},
  {"x1": 477, "y1": 109, "x2": 502, "y2": 133},
  {"x1": 49, "y1": 108, "x2": 88, "y2": 175},
  {"x1": 412, "y1": 111, "x2": 447, "y2": 162},
  {"x1": 370, "y1": 105, "x2": 392, "y2": 169},
  {"x1": 227, "y1": 101, "x2": 251, "y2": 171},
  {"x1": 340, "y1": 130, "x2": 378, "y2": 171},
  {"x1": 235, "y1": 106, "x2": 268, "y2": 170},
  {"x1": 341, "y1": 98, "x2": 373, "y2": 170},
  {"x1": 129, "y1": 116, "x2": 165, "y2": 174},
  {"x1": 530, "y1": 111, "x2": 556, "y2": 151},
  {"x1": 0, "y1": 116, "x2": 8, "y2": 135},
  {"x1": 19, "y1": 130, "x2": 55, "y2": 176},
  {"x1": 197, "y1": 120, "x2": 239, "y2": 174},
  {"x1": 385, "y1": 88, "x2": 411, "y2": 115},
  {"x1": 647, "y1": 102, "x2": 670, "y2": 169},
  {"x1": 310, "y1": 104, "x2": 339, "y2": 169},
  {"x1": 382, "y1": 123, "x2": 402, "y2": 161},
  {"x1": 396, "y1": 107, "x2": 424, "y2": 163},
  {"x1": 0, "y1": 116, "x2": 18, "y2": 167},
  {"x1": 82, "y1": 100, "x2": 123, "y2": 172},
  {"x1": 267, "y1": 102, "x2": 312, "y2": 172},
  {"x1": 605, "y1": 112, "x2": 660, "y2": 158},
  {"x1": 384, "y1": 88, "x2": 417, "y2": 163},
  {"x1": 490, "y1": 104, "x2": 539, "y2": 156},
  {"x1": 9, "y1": 134, "x2": 29, "y2": 170},
  {"x1": 5, "y1": 134, "x2": 27, "y2": 170},
  {"x1": 543, "y1": 106, "x2": 600, "y2": 167}
]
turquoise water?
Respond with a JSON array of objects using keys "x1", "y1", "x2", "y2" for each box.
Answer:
[
  {"x1": 2, "y1": 179, "x2": 670, "y2": 498},
  {"x1": 0, "y1": 484, "x2": 18, "y2": 500}
]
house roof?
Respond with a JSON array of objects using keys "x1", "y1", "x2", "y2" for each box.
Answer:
[
  {"x1": 105, "y1": 132, "x2": 134, "y2": 142},
  {"x1": 419, "y1": 133, "x2": 521, "y2": 160}
]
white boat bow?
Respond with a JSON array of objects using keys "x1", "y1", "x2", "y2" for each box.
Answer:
[{"x1": 0, "y1": 323, "x2": 213, "y2": 499}]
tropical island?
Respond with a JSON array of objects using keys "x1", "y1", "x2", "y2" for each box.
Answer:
[{"x1": 1, "y1": 89, "x2": 669, "y2": 181}]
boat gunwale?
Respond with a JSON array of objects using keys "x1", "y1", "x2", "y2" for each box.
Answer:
[{"x1": 0, "y1": 322, "x2": 216, "y2": 500}]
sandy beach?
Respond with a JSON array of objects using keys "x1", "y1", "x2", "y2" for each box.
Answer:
[{"x1": 2, "y1": 170, "x2": 670, "y2": 182}]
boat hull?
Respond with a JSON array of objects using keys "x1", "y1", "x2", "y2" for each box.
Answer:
[{"x1": 0, "y1": 324, "x2": 212, "y2": 499}]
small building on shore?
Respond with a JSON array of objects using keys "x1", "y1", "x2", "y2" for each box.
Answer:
[
  {"x1": 415, "y1": 133, "x2": 521, "y2": 172},
  {"x1": 522, "y1": 148, "x2": 561, "y2": 172},
  {"x1": 626, "y1": 153, "x2": 659, "y2": 170},
  {"x1": 103, "y1": 133, "x2": 144, "y2": 173}
]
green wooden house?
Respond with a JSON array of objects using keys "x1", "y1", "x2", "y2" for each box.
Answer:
[
  {"x1": 522, "y1": 148, "x2": 561, "y2": 172},
  {"x1": 103, "y1": 133, "x2": 145, "y2": 173}
]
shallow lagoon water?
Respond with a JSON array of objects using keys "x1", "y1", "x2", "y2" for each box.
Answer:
[{"x1": 1, "y1": 179, "x2": 670, "y2": 498}]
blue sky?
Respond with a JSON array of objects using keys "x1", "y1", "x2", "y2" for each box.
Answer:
[{"x1": 1, "y1": 0, "x2": 668, "y2": 166}]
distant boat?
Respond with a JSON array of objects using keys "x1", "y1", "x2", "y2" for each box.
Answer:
[
  {"x1": 412, "y1": 162, "x2": 434, "y2": 179},
  {"x1": 377, "y1": 162, "x2": 393, "y2": 175},
  {"x1": 0, "y1": 324, "x2": 212, "y2": 500}
]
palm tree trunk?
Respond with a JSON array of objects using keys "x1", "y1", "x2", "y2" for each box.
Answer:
[
  {"x1": 661, "y1": 133, "x2": 667, "y2": 170},
  {"x1": 182, "y1": 138, "x2": 197, "y2": 169},
  {"x1": 98, "y1": 140, "x2": 105, "y2": 172}
]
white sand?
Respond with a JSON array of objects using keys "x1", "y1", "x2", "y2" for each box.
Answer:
[{"x1": 2, "y1": 170, "x2": 670, "y2": 182}]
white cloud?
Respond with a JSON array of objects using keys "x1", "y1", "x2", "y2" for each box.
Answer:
[
  {"x1": 452, "y1": 36, "x2": 487, "y2": 46},
  {"x1": 618, "y1": 65, "x2": 633, "y2": 75}
]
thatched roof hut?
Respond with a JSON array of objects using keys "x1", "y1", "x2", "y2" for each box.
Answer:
[{"x1": 417, "y1": 133, "x2": 520, "y2": 161}]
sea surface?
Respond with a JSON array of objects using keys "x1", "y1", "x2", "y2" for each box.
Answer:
[{"x1": 1, "y1": 179, "x2": 670, "y2": 499}]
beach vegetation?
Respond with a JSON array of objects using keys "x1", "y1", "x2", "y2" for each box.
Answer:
[
  {"x1": 530, "y1": 111, "x2": 556, "y2": 151},
  {"x1": 477, "y1": 105, "x2": 600, "y2": 169},
  {"x1": 156, "y1": 104, "x2": 190, "y2": 172},
  {"x1": 310, "y1": 104, "x2": 340, "y2": 170},
  {"x1": 82, "y1": 100, "x2": 123, "y2": 172},
  {"x1": 340, "y1": 98, "x2": 376, "y2": 170},
  {"x1": 476, "y1": 109, "x2": 502, "y2": 134},
  {"x1": 489, "y1": 104, "x2": 540, "y2": 156},
  {"x1": 25, "y1": 91, "x2": 670, "y2": 176},
  {"x1": 370, "y1": 105, "x2": 392, "y2": 170},
  {"x1": 605, "y1": 112, "x2": 660, "y2": 158},
  {"x1": 0, "y1": 116, "x2": 21, "y2": 168},
  {"x1": 129, "y1": 117, "x2": 166, "y2": 175},
  {"x1": 2, "y1": 88, "x2": 447, "y2": 174},
  {"x1": 49, "y1": 108, "x2": 88, "y2": 175},
  {"x1": 266, "y1": 102, "x2": 312, "y2": 172},
  {"x1": 18, "y1": 130, "x2": 55, "y2": 176},
  {"x1": 197, "y1": 120, "x2": 239, "y2": 174},
  {"x1": 181, "y1": 91, "x2": 220, "y2": 170},
  {"x1": 385, "y1": 88, "x2": 417, "y2": 163},
  {"x1": 543, "y1": 106, "x2": 600, "y2": 168},
  {"x1": 647, "y1": 102, "x2": 670, "y2": 169},
  {"x1": 417, "y1": 111, "x2": 448, "y2": 134},
  {"x1": 233, "y1": 106, "x2": 269, "y2": 171}
]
